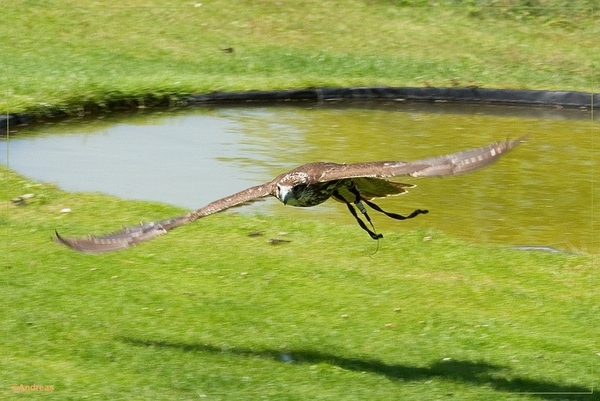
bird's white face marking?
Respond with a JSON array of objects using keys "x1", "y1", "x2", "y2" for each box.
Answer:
[
  {"x1": 276, "y1": 184, "x2": 294, "y2": 205},
  {"x1": 275, "y1": 171, "x2": 310, "y2": 206},
  {"x1": 275, "y1": 176, "x2": 339, "y2": 207},
  {"x1": 276, "y1": 183, "x2": 313, "y2": 206}
]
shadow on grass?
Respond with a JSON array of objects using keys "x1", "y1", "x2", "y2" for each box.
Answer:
[{"x1": 121, "y1": 337, "x2": 595, "y2": 399}]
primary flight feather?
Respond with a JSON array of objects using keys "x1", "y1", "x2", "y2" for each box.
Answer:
[{"x1": 55, "y1": 138, "x2": 522, "y2": 253}]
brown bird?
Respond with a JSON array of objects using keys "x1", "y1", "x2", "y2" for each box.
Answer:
[{"x1": 55, "y1": 138, "x2": 522, "y2": 253}]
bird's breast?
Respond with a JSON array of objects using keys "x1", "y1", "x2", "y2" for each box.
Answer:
[{"x1": 284, "y1": 180, "x2": 344, "y2": 207}]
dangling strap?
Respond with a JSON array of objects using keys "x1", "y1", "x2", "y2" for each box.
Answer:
[
  {"x1": 362, "y1": 198, "x2": 429, "y2": 220},
  {"x1": 346, "y1": 183, "x2": 428, "y2": 221}
]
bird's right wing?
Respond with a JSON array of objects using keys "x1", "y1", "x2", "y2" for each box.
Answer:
[{"x1": 54, "y1": 182, "x2": 275, "y2": 253}]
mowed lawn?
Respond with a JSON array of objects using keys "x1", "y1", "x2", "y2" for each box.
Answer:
[
  {"x1": 1, "y1": 166, "x2": 596, "y2": 399},
  {"x1": 2, "y1": 1, "x2": 599, "y2": 400},
  {"x1": 1, "y1": 0, "x2": 598, "y2": 114}
]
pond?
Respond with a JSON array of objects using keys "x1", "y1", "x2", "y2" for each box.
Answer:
[{"x1": 2, "y1": 102, "x2": 597, "y2": 253}]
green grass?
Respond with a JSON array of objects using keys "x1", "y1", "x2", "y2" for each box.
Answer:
[
  {"x1": 2, "y1": 1, "x2": 598, "y2": 399},
  {"x1": 2, "y1": 0, "x2": 598, "y2": 115},
  {"x1": 1, "y1": 167, "x2": 596, "y2": 400}
]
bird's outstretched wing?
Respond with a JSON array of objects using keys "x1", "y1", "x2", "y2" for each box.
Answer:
[
  {"x1": 54, "y1": 182, "x2": 275, "y2": 253},
  {"x1": 55, "y1": 138, "x2": 523, "y2": 253},
  {"x1": 315, "y1": 138, "x2": 524, "y2": 182}
]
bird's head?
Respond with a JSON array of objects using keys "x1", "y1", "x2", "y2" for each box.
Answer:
[
  {"x1": 275, "y1": 171, "x2": 309, "y2": 206},
  {"x1": 276, "y1": 183, "x2": 307, "y2": 206}
]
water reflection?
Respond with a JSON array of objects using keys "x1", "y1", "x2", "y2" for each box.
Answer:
[{"x1": 1, "y1": 103, "x2": 597, "y2": 252}]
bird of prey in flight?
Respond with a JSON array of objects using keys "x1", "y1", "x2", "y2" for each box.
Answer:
[{"x1": 55, "y1": 138, "x2": 522, "y2": 253}]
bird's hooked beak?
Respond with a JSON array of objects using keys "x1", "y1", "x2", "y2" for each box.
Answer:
[{"x1": 277, "y1": 185, "x2": 292, "y2": 205}]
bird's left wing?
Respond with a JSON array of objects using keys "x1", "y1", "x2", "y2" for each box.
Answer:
[
  {"x1": 55, "y1": 182, "x2": 275, "y2": 253},
  {"x1": 315, "y1": 138, "x2": 523, "y2": 182}
]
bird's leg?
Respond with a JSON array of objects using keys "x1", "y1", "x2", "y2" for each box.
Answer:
[
  {"x1": 348, "y1": 185, "x2": 379, "y2": 231},
  {"x1": 333, "y1": 190, "x2": 382, "y2": 240}
]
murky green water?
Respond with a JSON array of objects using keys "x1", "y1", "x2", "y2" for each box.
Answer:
[{"x1": 2, "y1": 102, "x2": 597, "y2": 253}]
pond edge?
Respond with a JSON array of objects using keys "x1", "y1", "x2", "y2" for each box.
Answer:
[{"x1": 1, "y1": 86, "x2": 597, "y2": 132}]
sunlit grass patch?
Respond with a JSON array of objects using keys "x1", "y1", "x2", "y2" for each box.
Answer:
[
  {"x1": 2, "y1": 166, "x2": 595, "y2": 399},
  {"x1": 2, "y1": 1, "x2": 597, "y2": 114}
]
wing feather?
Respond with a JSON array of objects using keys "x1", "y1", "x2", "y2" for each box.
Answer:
[
  {"x1": 55, "y1": 182, "x2": 275, "y2": 253},
  {"x1": 352, "y1": 177, "x2": 414, "y2": 199},
  {"x1": 316, "y1": 138, "x2": 523, "y2": 182}
]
